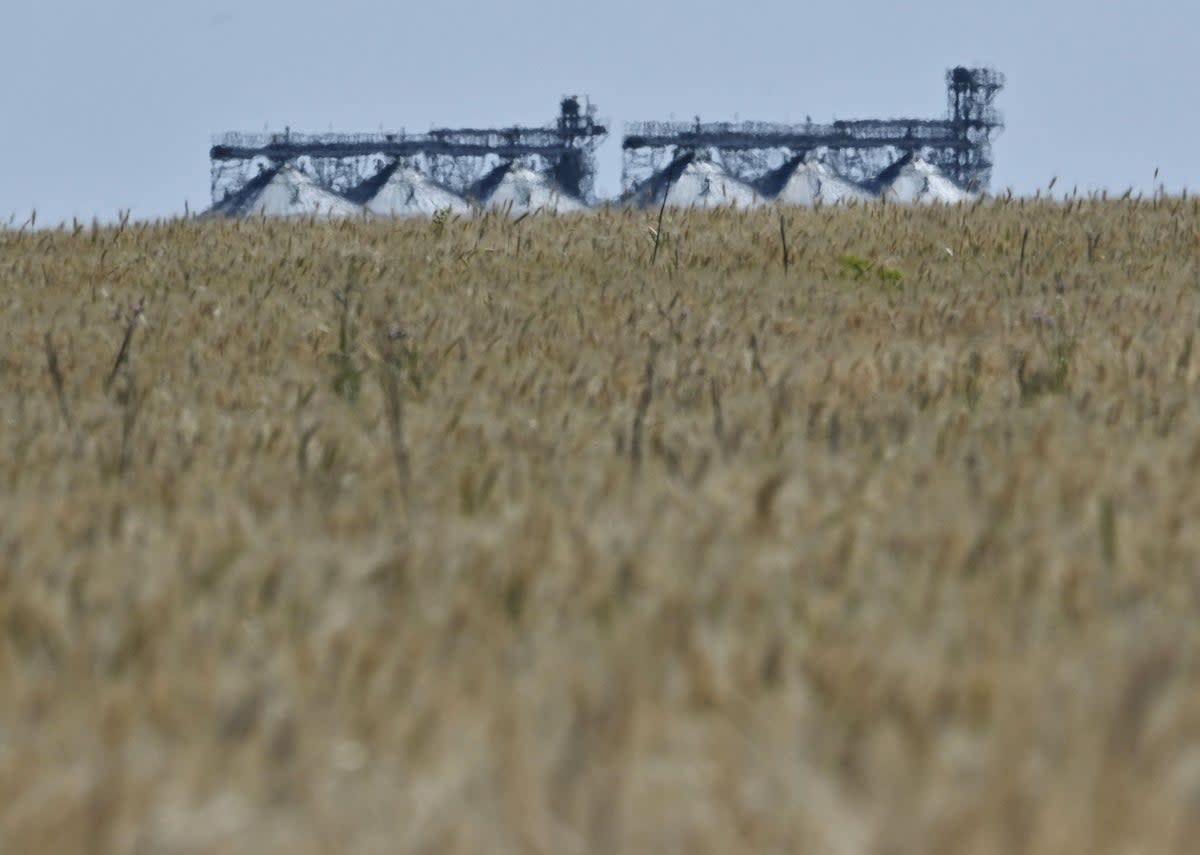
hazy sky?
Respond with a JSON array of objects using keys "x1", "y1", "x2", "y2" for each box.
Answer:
[{"x1": 2, "y1": 0, "x2": 1195, "y2": 223}]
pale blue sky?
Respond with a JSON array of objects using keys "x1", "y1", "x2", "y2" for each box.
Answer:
[{"x1": 2, "y1": 0, "x2": 1195, "y2": 223}]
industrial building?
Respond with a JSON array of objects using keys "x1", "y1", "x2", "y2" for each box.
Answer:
[{"x1": 205, "y1": 67, "x2": 1003, "y2": 218}]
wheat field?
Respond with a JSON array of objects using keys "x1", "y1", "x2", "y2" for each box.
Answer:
[{"x1": 2, "y1": 197, "x2": 1200, "y2": 853}]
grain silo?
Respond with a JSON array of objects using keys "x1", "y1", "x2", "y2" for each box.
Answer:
[
  {"x1": 622, "y1": 67, "x2": 1004, "y2": 198},
  {"x1": 207, "y1": 164, "x2": 363, "y2": 219},
  {"x1": 873, "y1": 153, "x2": 974, "y2": 204},
  {"x1": 624, "y1": 151, "x2": 763, "y2": 210},
  {"x1": 467, "y1": 161, "x2": 586, "y2": 214},
  {"x1": 759, "y1": 153, "x2": 875, "y2": 205},
  {"x1": 349, "y1": 161, "x2": 472, "y2": 217}
]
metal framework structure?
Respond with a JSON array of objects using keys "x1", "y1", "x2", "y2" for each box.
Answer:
[
  {"x1": 622, "y1": 67, "x2": 1004, "y2": 193},
  {"x1": 210, "y1": 96, "x2": 607, "y2": 204}
]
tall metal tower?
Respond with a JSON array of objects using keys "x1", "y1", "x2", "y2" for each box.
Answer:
[
  {"x1": 945, "y1": 67, "x2": 1005, "y2": 190},
  {"x1": 210, "y1": 97, "x2": 608, "y2": 205}
]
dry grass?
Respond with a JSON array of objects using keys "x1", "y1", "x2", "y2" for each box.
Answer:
[{"x1": 3, "y1": 197, "x2": 1200, "y2": 853}]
